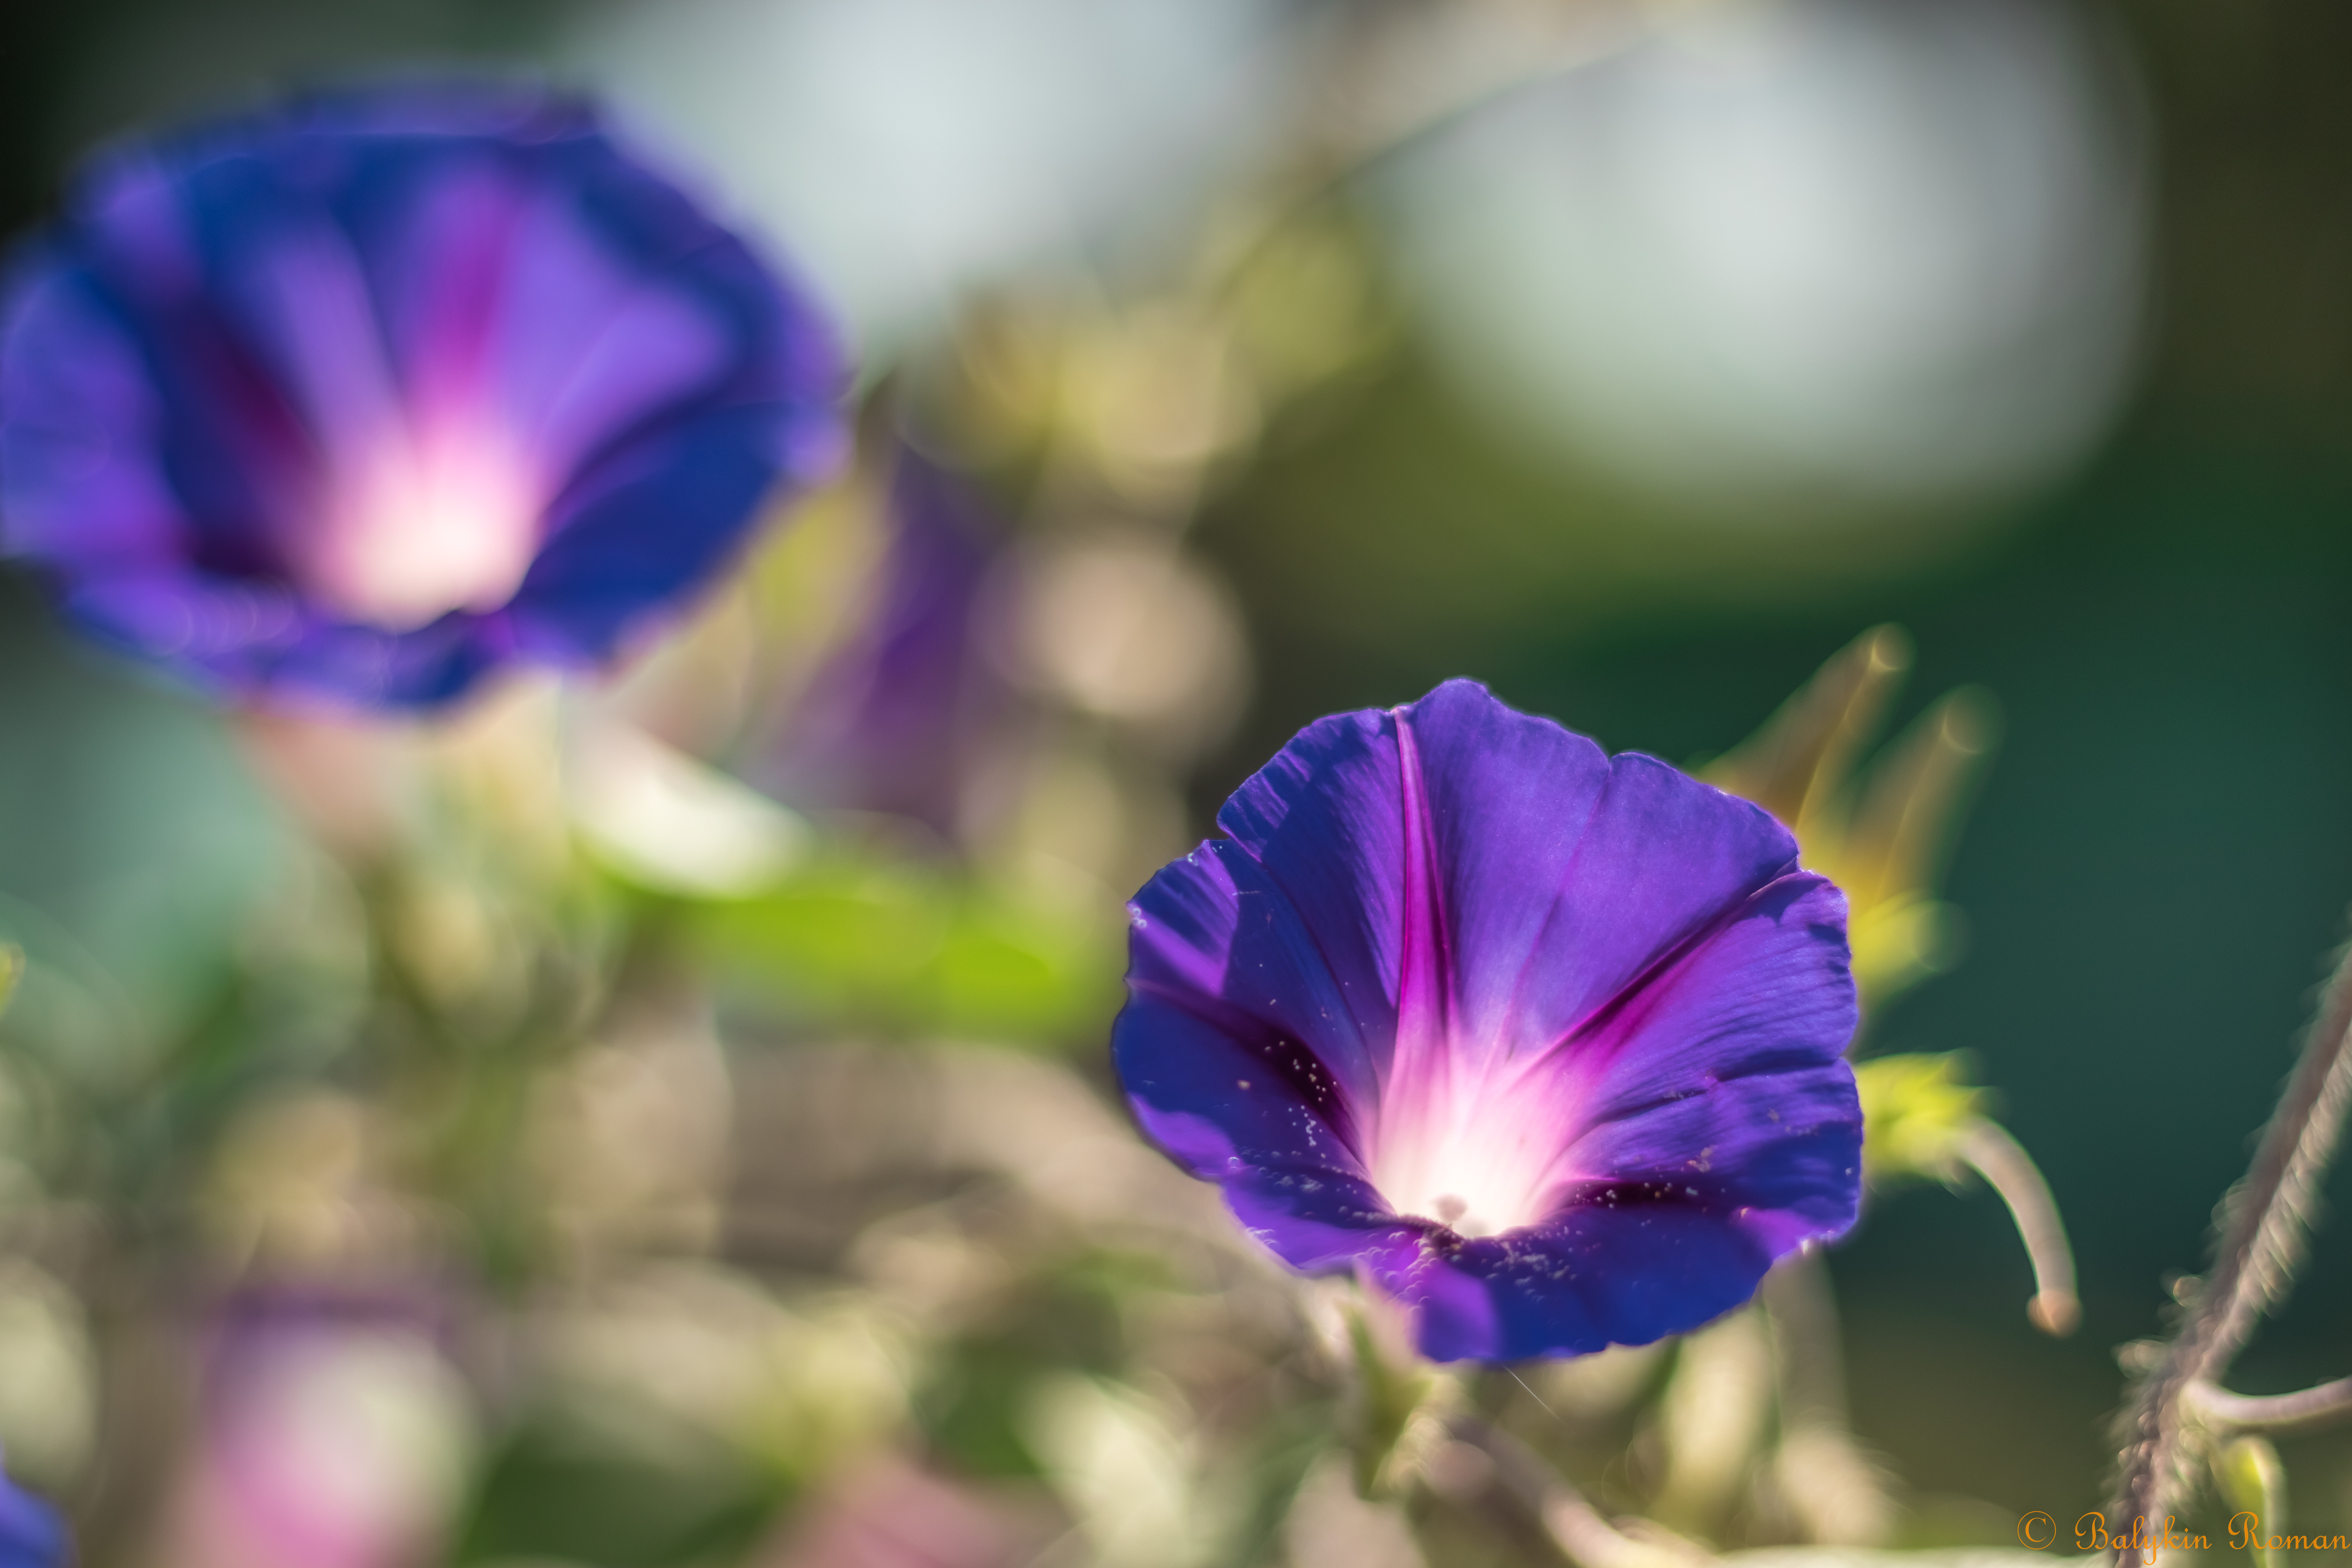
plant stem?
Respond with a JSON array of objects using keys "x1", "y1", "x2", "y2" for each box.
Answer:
[
  {"x1": 2111, "y1": 923, "x2": 2352, "y2": 1560},
  {"x1": 1443, "y1": 1413, "x2": 1713, "y2": 1568},
  {"x1": 1956, "y1": 1118, "x2": 2080, "y2": 1336},
  {"x1": 2187, "y1": 1375, "x2": 2352, "y2": 1437}
]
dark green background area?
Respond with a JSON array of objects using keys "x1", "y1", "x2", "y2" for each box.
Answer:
[{"x1": 8, "y1": 0, "x2": 2352, "y2": 1530}]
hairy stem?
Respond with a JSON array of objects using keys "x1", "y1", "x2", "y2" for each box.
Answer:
[{"x1": 2111, "y1": 925, "x2": 2352, "y2": 1559}]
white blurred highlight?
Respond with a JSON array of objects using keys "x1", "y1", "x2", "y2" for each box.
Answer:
[
  {"x1": 995, "y1": 535, "x2": 1249, "y2": 758},
  {"x1": 0, "y1": 1264, "x2": 95, "y2": 1489},
  {"x1": 760, "y1": 1453, "x2": 1050, "y2": 1568},
  {"x1": 1022, "y1": 1375, "x2": 1225, "y2": 1568},
  {"x1": 549, "y1": 1266, "x2": 911, "y2": 1476},
  {"x1": 530, "y1": 998, "x2": 735, "y2": 1263},
  {"x1": 1284, "y1": 1455, "x2": 1427, "y2": 1568},
  {"x1": 311, "y1": 422, "x2": 542, "y2": 632},
  {"x1": 572, "y1": 723, "x2": 808, "y2": 898},
  {"x1": 1383, "y1": 0, "x2": 2147, "y2": 516},
  {"x1": 568, "y1": 0, "x2": 1290, "y2": 348}
]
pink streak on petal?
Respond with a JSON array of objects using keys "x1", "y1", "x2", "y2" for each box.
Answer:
[
  {"x1": 1364, "y1": 709, "x2": 1584, "y2": 1238},
  {"x1": 392, "y1": 163, "x2": 528, "y2": 420},
  {"x1": 238, "y1": 211, "x2": 547, "y2": 628},
  {"x1": 1387, "y1": 706, "x2": 1452, "y2": 1111},
  {"x1": 283, "y1": 174, "x2": 718, "y2": 630}
]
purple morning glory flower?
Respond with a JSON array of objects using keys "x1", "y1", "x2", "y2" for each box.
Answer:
[
  {"x1": 0, "y1": 81, "x2": 844, "y2": 710},
  {"x1": 751, "y1": 444, "x2": 1005, "y2": 836},
  {"x1": 0, "y1": 1468, "x2": 63, "y2": 1568},
  {"x1": 1114, "y1": 680, "x2": 1863, "y2": 1361}
]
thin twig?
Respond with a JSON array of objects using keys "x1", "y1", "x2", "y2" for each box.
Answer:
[
  {"x1": 1761, "y1": 1257, "x2": 1900, "y2": 1548},
  {"x1": 1956, "y1": 1120, "x2": 2080, "y2": 1336},
  {"x1": 1199, "y1": 0, "x2": 1651, "y2": 318},
  {"x1": 2185, "y1": 1375, "x2": 2352, "y2": 1437},
  {"x1": 2111, "y1": 926, "x2": 2352, "y2": 1560},
  {"x1": 1444, "y1": 1413, "x2": 1714, "y2": 1568}
]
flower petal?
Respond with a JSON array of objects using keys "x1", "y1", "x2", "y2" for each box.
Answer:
[
  {"x1": 1399, "y1": 681, "x2": 1802, "y2": 1059},
  {"x1": 1210, "y1": 704, "x2": 1416, "y2": 1083},
  {"x1": 1556, "y1": 874, "x2": 1860, "y2": 1223},
  {"x1": 1122, "y1": 838, "x2": 1384, "y2": 1151},
  {"x1": 0, "y1": 1467, "x2": 62, "y2": 1568},
  {"x1": 1390, "y1": 678, "x2": 1611, "y2": 1057},
  {"x1": 1113, "y1": 681, "x2": 1862, "y2": 1363},
  {"x1": 1405, "y1": 1200, "x2": 1785, "y2": 1361},
  {"x1": 0, "y1": 82, "x2": 843, "y2": 710}
]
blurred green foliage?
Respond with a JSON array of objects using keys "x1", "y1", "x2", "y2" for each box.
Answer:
[{"x1": 681, "y1": 854, "x2": 1120, "y2": 1045}]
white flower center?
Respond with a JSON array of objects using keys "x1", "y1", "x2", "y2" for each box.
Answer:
[
  {"x1": 309, "y1": 424, "x2": 543, "y2": 631},
  {"x1": 1366, "y1": 1062, "x2": 1573, "y2": 1238}
]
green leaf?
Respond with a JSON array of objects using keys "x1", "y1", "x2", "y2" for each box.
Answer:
[{"x1": 687, "y1": 853, "x2": 1121, "y2": 1045}]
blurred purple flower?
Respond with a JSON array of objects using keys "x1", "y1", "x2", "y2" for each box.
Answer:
[
  {"x1": 163, "y1": 1289, "x2": 469, "y2": 1568},
  {"x1": 0, "y1": 1468, "x2": 63, "y2": 1568},
  {"x1": 753, "y1": 446, "x2": 1004, "y2": 835},
  {"x1": 1114, "y1": 680, "x2": 1863, "y2": 1361},
  {"x1": 0, "y1": 82, "x2": 844, "y2": 710}
]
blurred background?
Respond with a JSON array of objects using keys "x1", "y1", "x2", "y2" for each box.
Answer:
[{"x1": 2, "y1": 0, "x2": 2352, "y2": 1561}]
